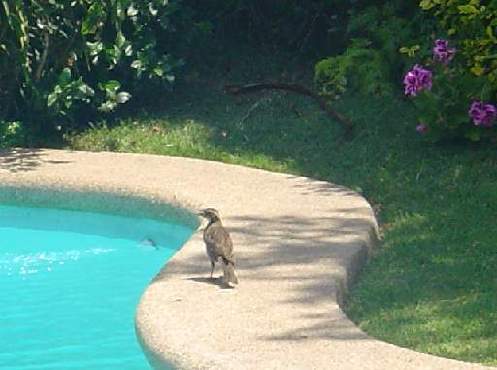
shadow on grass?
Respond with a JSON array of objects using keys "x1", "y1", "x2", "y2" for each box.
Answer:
[
  {"x1": 346, "y1": 204, "x2": 497, "y2": 364},
  {"x1": 72, "y1": 70, "x2": 497, "y2": 362},
  {"x1": 163, "y1": 85, "x2": 497, "y2": 362}
]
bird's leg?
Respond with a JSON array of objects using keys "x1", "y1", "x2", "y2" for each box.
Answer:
[{"x1": 210, "y1": 261, "x2": 215, "y2": 279}]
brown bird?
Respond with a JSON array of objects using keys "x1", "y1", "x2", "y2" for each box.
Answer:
[{"x1": 198, "y1": 208, "x2": 238, "y2": 286}]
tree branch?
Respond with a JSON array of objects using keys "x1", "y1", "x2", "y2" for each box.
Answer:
[
  {"x1": 35, "y1": 30, "x2": 50, "y2": 82},
  {"x1": 224, "y1": 82, "x2": 353, "y2": 133}
]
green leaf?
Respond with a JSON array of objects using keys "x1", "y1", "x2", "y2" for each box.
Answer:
[
  {"x1": 116, "y1": 32, "x2": 126, "y2": 48},
  {"x1": 58, "y1": 68, "x2": 72, "y2": 85},
  {"x1": 82, "y1": 2, "x2": 104, "y2": 34},
  {"x1": 465, "y1": 129, "x2": 481, "y2": 142},
  {"x1": 486, "y1": 26, "x2": 497, "y2": 42},
  {"x1": 78, "y1": 83, "x2": 94, "y2": 97},
  {"x1": 471, "y1": 65, "x2": 485, "y2": 76},
  {"x1": 131, "y1": 60, "x2": 143, "y2": 69},
  {"x1": 399, "y1": 45, "x2": 420, "y2": 57},
  {"x1": 2, "y1": 1, "x2": 10, "y2": 17},
  {"x1": 98, "y1": 101, "x2": 117, "y2": 113},
  {"x1": 127, "y1": 4, "x2": 138, "y2": 17},
  {"x1": 102, "y1": 80, "x2": 121, "y2": 93},
  {"x1": 86, "y1": 41, "x2": 103, "y2": 56},
  {"x1": 116, "y1": 91, "x2": 132, "y2": 103},
  {"x1": 47, "y1": 92, "x2": 58, "y2": 107},
  {"x1": 149, "y1": 3, "x2": 158, "y2": 16},
  {"x1": 419, "y1": 0, "x2": 436, "y2": 10},
  {"x1": 457, "y1": 5, "x2": 480, "y2": 15},
  {"x1": 153, "y1": 66, "x2": 164, "y2": 77},
  {"x1": 124, "y1": 44, "x2": 133, "y2": 56}
]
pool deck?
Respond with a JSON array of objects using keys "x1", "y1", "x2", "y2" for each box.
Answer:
[{"x1": 0, "y1": 148, "x2": 491, "y2": 370}]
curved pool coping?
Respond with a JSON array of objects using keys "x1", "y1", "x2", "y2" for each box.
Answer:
[{"x1": 0, "y1": 149, "x2": 490, "y2": 370}]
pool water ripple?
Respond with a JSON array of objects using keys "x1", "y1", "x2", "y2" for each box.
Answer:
[{"x1": 0, "y1": 205, "x2": 193, "y2": 370}]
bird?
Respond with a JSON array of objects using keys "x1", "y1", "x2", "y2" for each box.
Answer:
[{"x1": 198, "y1": 208, "x2": 238, "y2": 286}]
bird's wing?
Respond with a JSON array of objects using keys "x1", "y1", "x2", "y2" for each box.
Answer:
[{"x1": 204, "y1": 224, "x2": 234, "y2": 262}]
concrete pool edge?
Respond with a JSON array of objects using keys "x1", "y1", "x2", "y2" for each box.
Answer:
[{"x1": 0, "y1": 149, "x2": 491, "y2": 370}]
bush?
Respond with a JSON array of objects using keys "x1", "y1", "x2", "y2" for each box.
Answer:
[
  {"x1": 420, "y1": 0, "x2": 497, "y2": 84},
  {"x1": 0, "y1": 120, "x2": 26, "y2": 148},
  {"x1": 399, "y1": 0, "x2": 497, "y2": 142},
  {"x1": 402, "y1": 39, "x2": 496, "y2": 142},
  {"x1": 314, "y1": 2, "x2": 431, "y2": 99},
  {"x1": 0, "y1": 0, "x2": 186, "y2": 134},
  {"x1": 314, "y1": 39, "x2": 393, "y2": 98}
]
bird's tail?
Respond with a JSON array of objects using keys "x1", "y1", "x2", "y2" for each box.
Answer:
[{"x1": 221, "y1": 258, "x2": 239, "y2": 285}]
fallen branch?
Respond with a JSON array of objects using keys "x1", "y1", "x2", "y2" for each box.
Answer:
[{"x1": 224, "y1": 82, "x2": 353, "y2": 133}]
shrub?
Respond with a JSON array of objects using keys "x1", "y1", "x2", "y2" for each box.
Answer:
[
  {"x1": 419, "y1": 0, "x2": 497, "y2": 84},
  {"x1": 0, "y1": 120, "x2": 26, "y2": 148},
  {"x1": 314, "y1": 39, "x2": 393, "y2": 98},
  {"x1": 410, "y1": 0, "x2": 497, "y2": 141},
  {"x1": 314, "y1": 2, "x2": 431, "y2": 99},
  {"x1": 403, "y1": 38, "x2": 496, "y2": 142},
  {"x1": 0, "y1": 0, "x2": 185, "y2": 134}
]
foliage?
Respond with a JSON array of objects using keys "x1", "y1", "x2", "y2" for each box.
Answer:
[
  {"x1": 346, "y1": 2, "x2": 431, "y2": 70},
  {"x1": 0, "y1": 0, "x2": 184, "y2": 133},
  {"x1": 419, "y1": 0, "x2": 497, "y2": 85},
  {"x1": 314, "y1": 39, "x2": 393, "y2": 98},
  {"x1": 0, "y1": 120, "x2": 26, "y2": 148},
  {"x1": 404, "y1": 39, "x2": 496, "y2": 142},
  {"x1": 182, "y1": 0, "x2": 351, "y2": 55},
  {"x1": 314, "y1": 2, "x2": 432, "y2": 99}
]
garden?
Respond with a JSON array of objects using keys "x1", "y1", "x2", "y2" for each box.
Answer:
[{"x1": 1, "y1": 0, "x2": 497, "y2": 365}]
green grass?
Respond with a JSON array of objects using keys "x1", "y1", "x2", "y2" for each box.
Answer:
[{"x1": 67, "y1": 75, "x2": 497, "y2": 366}]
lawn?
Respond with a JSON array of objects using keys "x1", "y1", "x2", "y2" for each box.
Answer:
[{"x1": 67, "y1": 66, "x2": 497, "y2": 366}]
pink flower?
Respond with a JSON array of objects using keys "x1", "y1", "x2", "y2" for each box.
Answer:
[
  {"x1": 433, "y1": 39, "x2": 456, "y2": 65},
  {"x1": 403, "y1": 65, "x2": 432, "y2": 96},
  {"x1": 416, "y1": 123, "x2": 428, "y2": 134},
  {"x1": 469, "y1": 101, "x2": 497, "y2": 127}
]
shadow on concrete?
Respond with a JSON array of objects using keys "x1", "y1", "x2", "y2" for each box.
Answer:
[
  {"x1": 152, "y1": 210, "x2": 376, "y2": 342},
  {"x1": 0, "y1": 148, "x2": 71, "y2": 173},
  {"x1": 186, "y1": 276, "x2": 234, "y2": 289},
  {"x1": 285, "y1": 175, "x2": 358, "y2": 198},
  {"x1": 257, "y1": 314, "x2": 366, "y2": 342}
]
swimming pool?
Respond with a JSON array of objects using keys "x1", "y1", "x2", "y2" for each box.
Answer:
[{"x1": 0, "y1": 203, "x2": 194, "y2": 370}]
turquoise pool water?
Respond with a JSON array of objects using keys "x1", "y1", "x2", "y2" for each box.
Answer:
[{"x1": 0, "y1": 204, "x2": 194, "y2": 370}]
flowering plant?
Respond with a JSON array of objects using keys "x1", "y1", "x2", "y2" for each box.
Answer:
[{"x1": 403, "y1": 39, "x2": 496, "y2": 142}]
